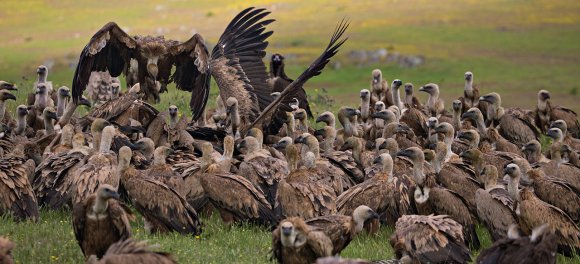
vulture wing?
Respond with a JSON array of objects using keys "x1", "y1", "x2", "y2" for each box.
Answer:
[
  {"x1": 168, "y1": 34, "x2": 211, "y2": 121},
  {"x1": 72, "y1": 22, "x2": 137, "y2": 102},
  {"x1": 249, "y1": 19, "x2": 349, "y2": 133}
]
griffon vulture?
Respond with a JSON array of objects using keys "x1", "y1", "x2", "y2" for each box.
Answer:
[
  {"x1": 271, "y1": 217, "x2": 333, "y2": 264},
  {"x1": 87, "y1": 238, "x2": 176, "y2": 264}
]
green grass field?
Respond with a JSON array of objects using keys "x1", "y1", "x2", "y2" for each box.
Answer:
[{"x1": 1, "y1": 0, "x2": 580, "y2": 263}]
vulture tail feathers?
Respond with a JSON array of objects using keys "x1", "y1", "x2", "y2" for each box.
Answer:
[{"x1": 249, "y1": 19, "x2": 349, "y2": 134}]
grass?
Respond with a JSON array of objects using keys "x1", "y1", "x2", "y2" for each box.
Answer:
[
  {"x1": 1, "y1": 0, "x2": 580, "y2": 262},
  {"x1": 2, "y1": 210, "x2": 578, "y2": 263}
]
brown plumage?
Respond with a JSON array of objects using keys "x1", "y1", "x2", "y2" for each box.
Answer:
[
  {"x1": 504, "y1": 163, "x2": 580, "y2": 256},
  {"x1": 200, "y1": 152, "x2": 278, "y2": 226},
  {"x1": 316, "y1": 126, "x2": 365, "y2": 184},
  {"x1": 419, "y1": 83, "x2": 445, "y2": 117},
  {"x1": 459, "y1": 148, "x2": 516, "y2": 183},
  {"x1": 370, "y1": 69, "x2": 391, "y2": 107},
  {"x1": 118, "y1": 146, "x2": 202, "y2": 235},
  {"x1": 487, "y1": 127, "x2": 521, "y2": 155},
  {"x1": 0, "y1": 90, "x2": 16, "y2": 125},
  {"x1": 87, "y1": 238, "x2": 176, "y2": 264},
  {"x1": 535, "y1": 90, "x2": 580, "y2": 138},
  {"x1": 276, "y1": 145, "x2": 337, "y2": 219},
  {"x1": 399, "y1": 107, "x2": 428, "y2": 140},
  {"x1": 269, "y1": 53, "x2": 313, "y2": 118},
  {"x1": 337, "y1": 153, "x2": 410, "y2": 226},
  {"x1": 397, "y1": 147, "x2": 480, "y2": 249},
  {"x1": 0, "y1": 237, "x2": 14, "y2": 264},
  {"x1": 526, "y1": 168, "x2": 580, "y2": 222},
  {"x1": 141, "y1": 146, "x2": 186, "y2": 196},
  {"x1": 71, "y1": 125, "x2": 119, "y2": 205},
  {"x1": 272, "y1": 217, "x2": 333, "y2": 264},
  {"x1": 479, "y1": 93, "x2": 539, "y2": 147},
  {"x1": 390, "y1": 214, "x2": 471, "y2": 264},
  {"x1": 298, "y1": 133, "x2": 353, "y2": 195},
  {"x1": 33, "y1": 132, "x2": 89, "y2": 210},
  {"x1": 475, "y1": 165, "x2": 517, "y2": 241},
  {"x1": 404, "y1": 83, "x2": 422, "y2": 110},
  {"x1": 550, "y1": 119, "x2": 580, "y2": 150},
  {"x1": 476, "y1": 224, "x2": 558, "y2": 264},
  {"x1": 306, "y1": 205, "x2": 379, "y2": 255},
  {"x1": 72, "y1": 184, "x2": 133, "y2": 259},
  {"x1": 238, "y1": 136, "x2": 287, "y2": 206},
  {"x1": 0, "y1": 154, "x2": 38, "y2": 222}
]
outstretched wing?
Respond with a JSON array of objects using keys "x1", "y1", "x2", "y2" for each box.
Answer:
[
  {"x1": 249, "y1": 19, "x2": 349, "y2": 132},
  {"x1": 72, "y1": 22, "x2": 137, "y2": 102},
  {"x1": 169, "y1": 34, "x2": 211, "y2": 121},
  {"x1": 210, "y1": 7, "x2": 275, "y2": 122}
]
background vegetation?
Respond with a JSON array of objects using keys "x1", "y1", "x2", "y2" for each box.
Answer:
[{"x1": 1, "y1": 0, "x2": 579, "y2": 262}]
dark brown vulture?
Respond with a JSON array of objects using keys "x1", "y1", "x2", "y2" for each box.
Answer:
[
  {"x1": 87, "y1": 238, "x2": 176, "y2": 264},
  {"x1": 0, "y1": 155, "x2": 39, "y2": 222},
  {"x1": 118, "y1": 146, "x2": 202, "y2": 235},
  {"x1": 72, "y1": 184, "x2": 133, "y2": 259},
  {"x1": 269, "y1": 53, "x2": 313, "y2": 118},
  {"x1": 73, "y1": 7, "x2": 347, "y2": 137},
  {"x1": 476, "y1": 224, "x2": 557, "y2": 264},
  {"x1": 271, "y1": 217, "x2": 333, "y2": 264},
  {"x1": 389, "y1": 214, "x2": 471, "y2": 264}
]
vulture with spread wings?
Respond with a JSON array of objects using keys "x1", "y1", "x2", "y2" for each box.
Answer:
[{"x1": 73, "y1": 7, "x2": 348, "y2": 134}]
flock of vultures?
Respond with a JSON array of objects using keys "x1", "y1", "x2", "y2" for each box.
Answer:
[{"x1": 0, "y1": 6, "x2": 579, "y2": 264}]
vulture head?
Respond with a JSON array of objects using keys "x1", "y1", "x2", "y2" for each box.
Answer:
[
  {"x1": 560, "y1": 144, "x2": 573, "y2": 158},
  {"x1": 0, "y1": 237, "x2": 14, "y2": 264},
  {"x1": 373, "y1": 153, "x2": 394, "y2": 175},
  {"x1": 60, "y1": 124, "x2": 75, "y2": 145},
  {"x1": 16, "y1": 105, "x2": 28, "y2": 117},
  {"x1": 481, "y1": 165, "x2": 499, "y2": 189},
  {"x1": 503, "y1": 163, "x2": 521, "y2": 181},
  {"x1": 0, "y1": 90, "x2": 16, "y2": 102},
  {"x1": 479, "y1": 92, "x2": 502, "y2": 107},
  {"x1": 36, "y1": 65, "x2": 48, "y2": 74},
  {"x1": 458, "y1": 129, "x2": 480, "y2": 147},
  {"x1": 153, "y1": 146, "x2": 174, "y2": 165},
  {"x1": 97, "y1": 184, "x2": 120, "y2": 201},
  {"x1": 537, "y1": 90, "x2": 550, "y2": 102},
  {"x1": 391, "y1": 79, "x2": 403, "y2": 90},
  {"x1": 370, "y1": 109, "x2": 396, "y2": 124},
  {"x1": 423, "y1": 148, "x2": 436, "y2": 163},
  {"x1": 338, "y1": 107, "x2": 361, "y2": 122},
  {"x1": 521, "y1": 140, "x2": 541, "y2": 157},
  {"x1": 433, "y1": 122, "x2": 454, "y2": 138},
  {"x1": 303, "y1": 151, "x2": 316, "y2": 169},
  {"x1": 418, "y1": 83, "x2": 439, "y2": 96},
  {"x1": 314, "y1": 126, "x2": 336, "y2": 140},
  {"x1": 397, "y1": 147, "x2": 424, "y2": 164},
  {"x1": 360, "y1": 89, "x2": 370, "y2": 100},
  {"x1": 295, "y1": 133, "x2": 318, "y2": 149},
  {"x1": 273, "y1": 137, "x2": 293, "y2": 152},
  {"x1": 279, "y1": 219, "x2": 308, "y2": 248},
  {"x1": 133, "y1": 137, "x2": 155, "y2": 159},
  {"x1": 91, "y1": 118, "x2": 111, "y2": 134},
  {"x1": 388, "y1": 105, "x2": 400, "y2": 120},
  {"x1": 464, "y1": 71, "x2": 473, "y2": 81},
  {"x1": 378, "y1": 138, "x2": 399, "y2": 155},
  {"x1": 43, "y1": 107, "x2": 58, "y2": 121},
  {"x1": 459, "y1": 148, "x2": 482, "y2": 166},
  {"x1": 371, "y1": 69, "x2": 382, "y2": 84},
  {"x1": 58, "y1": 86, "x2": 70, "y2": 99},
  {"x1": 294, "y1": 109, "x2": 307, "y2": 122},
  {"x1": 352, "y1": 205, "x2": 380, "y2": 233},
  {"x1": 426, "y1": 117, "x2": 439, "y2": 130},
  {"x1": 238, "y1": 136, "x2": 260, "y2": 153},
  {"x1": 394, "y1": 123, "x2": 414, "y2": 136},
  {"x1": 404, "y1": 83, "x2": 414, "y2": 95},
  {"x1": 452, "y1": 100, "x2": 462, "y2": 112},
  {"x1": 246, "y1": 128, "x2": 264, "y2": 147},
  {"x1": 0, "y1": 81, "x2": 17, "y2": 91},
  {"x1": 270, "y1": 92, "x2": 281, "y2": 100},
  {"x1": 546, "y1": 128, "x2": 563, "y2": 142},
  {"x1": 461, "y1": 107, "x2": 484, "y2": 123},
  {"x1": 141, "y1": 41, "x2": 168, "y2": 80},
  {"x1": 72, "y1": 133, "x2": 87, "y2": 150},
  {"x1": 374, "y1": 101, "x2": 385, "y2": 112},
  {"x1": 36, "y1": 83, "x2": 49, "y2": 95},
  {"x1": 270, "y1": 53, "x2": 286, "y2": 77},
  {"x1": 168, "y1": 105, "x2": 178, "y2": 118},
  {"x1": 225, "y1": 97, "x2": 239, "y2": 116},
  {"x1": 549, "y1": 120, "x2": 567, "y2": 135},
  {"x1": 288, "y1": 98, "x2": 300, "y2": 112}
]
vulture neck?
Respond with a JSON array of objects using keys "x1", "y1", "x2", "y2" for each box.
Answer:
[
  {"x1": 38, "y1": 72, "x2": 47, "y2": 83},
  {"x1": 36, "y1": 93, "x2": 47, "y2": 109},
  {"x1": 351, "y1": 141, "x2": 363, "y2": 165},
  {"x1": 169, "y1": 114, "x2": 178, "y2": 129},
  {"x1": 432, "y1": 151, "x2": 444, "y2": 174},
  {"x1": 327, "y1": 116, "x2": 336, "y2": 129},
  {"x1": 58, "y1": 101, "x2": 77, "y2": 126},
  {"x1": 443, "y1": 133, "x2": 454, "y2": 162},
  {"x1": 230, "y1": 106, "x2": 240, "y2": 139},
  {"x1": 405, "y1": 92, "x2": 414, "y2": 107},
  {"x1": 16, "y1": 114, "x2": 26, "y2": 135},
  {"x1": 471, "y1": 155, "x2": 484, "y2": 179},
  {"x1": 464, "y1": 79, "x2": 474, "y2": 100},
  {"x1": 427, "y1": 91, "x2": 439, "y2": 110},
  {"x1": 507, "y1": 174, "x2": 520, "y2": 203},
  {"x1": 411, "y1": 159, "x2": 425, "y2": 186},
  {"x1": 360, "y1": 98, "x2": 370, "y2": 122},
  {"x1": 475, "y1": 114, "x2": 488, "y2": 136},
  {"x1": 351, "y1": 216, "x2": 365, "y2": 234},
  {"x1": 392, "y1": 88, "x2": 403, "y2": 113},
  {"x1": 322, "y1": 131, "x2": 336, "y2": 156},
  {"x1": 286, "y1": 116, "x2": 295, "y2": 137},
  {"x1": 153, "y1": 153, "x2": 166, "y2": 166},
  {"x1": 99, "y1": 133, "x2": 113, "y2": 153},
  {"x1": 92, "y1": 197, "x2": 109, "y2": 215},
  {"x1": 296, "y1": 118, "x2": 309, "y2": 134},
  {"x1": 537, "y1": 98, "x2": 548, "y2": 112},
  {"x1": 44, "y1": 115, "x2": 54, "y2": 135},
  {"x1": 304, "y1": 138, "x2": 320, "y2": 158},
  {"x1": 550, "y1": 146, "x2": 563, "y2": 163},
  {"x1": 0, "y1": 100, "x2": 5, "y2": 121},
  {"x1": 57, "y1": 95, "x2": 67, "y2": 117},
  {"x1": 452, "y1": 110, "x2": 461, "y2": 132},
  {"x1": 427, "y1": 126, "x2": 438, "y2": 145}
]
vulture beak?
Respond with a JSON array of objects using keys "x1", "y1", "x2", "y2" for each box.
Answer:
[
  {"x1": 79, "y1": 97, "x2": 92, "y2": 107},
  {"x1": 457, "y1": 131, "x2": 472, "y2": 141},
  {"x1": 110, "y1": 191, "x2": 121, "y2": 200},
  {"x1": 166, "y1": 148, "x2": 175, "y2": 155},
  {"x1": 339, "y1": 143, "x2": 350, "y2": 151},
  {"x1": 48, "y1": 111, "x2": 58, "y2": 121},
  {"x1": 396, "y1": 149, "x2": 413, "y2": 158},
  {"x1": 479, "y1": 95, "x2": 495, "y2": 104},
  {"x1": 2, "y1": 83, "x2": 17, "y2": 91},
  {"x1": 369, "y1": 210, "x2": 380, "y2": 219},
  {"x1": 237, "y1": 139, "x2": 247, "y2": 150},
  {"x1": 393, "y1": 80, "x2": 403, "y2": 86},
  {"x1": 294, "y1": 135, "x2": 306, "y2": 144},
  {"x1": 273, "y1": 140, "x2": 289, "y2": 151},
  {"x1": 378, "y1": 140, "x2": 388, "y2": 150},
  {"x1": 4, "y1": 93, "x2": 16, "y2": 101},
  {"x1": 502, "y1": 167, "x2": 511, "y2": 176},
  {"x1": 433, "y1": 125, "x2": 446, "y2": 135},
  {"x1": 372, "y1": 156, "x2": 382, "y2": 165},
  {"x1": 461, "y1": 111, "x2": 474, "y2": 120},
  {"x1": 315, "y1": 115, "x2": 327, "y2": 124},
  {"x1": 459, "y1": 151, "x2": 468, "y2": 159},
  {"x1": 126, "y1": 141, "x2": 140, "y2": 151},
  {"x1": 314, "y1": 128, "x2": 325, "y2": 137},
  {"x1": 395, "y1": 125, "x2": 410, "y2": 134},
  {"x1": 542, "y1": 93, "x2": 551, "y2": 100},
  {"x1": 62, "y1": 90, "x2": 71, "y2": 98},
  {"x1": 370, "y1": 111, "x2": 387, "y2": 120},
  {"x1": 373, "y1": 77, "x2": 378, "y2": 84},
  {"x1": 418, "y1": 86, "x2": 427, "y2": 92}
]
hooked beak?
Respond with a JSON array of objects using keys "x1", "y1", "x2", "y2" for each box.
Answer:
[
  {"x1": 48, "y1": 111, "x2": 58, "y2": 121},
  {"x1": 396, "y1": 149, "x2": 413, "y2": 158},
  {"x1": 281, "y1": 227, "x2": 292, "y2": 236},
  {"x1": 378, "y1": 140, "x2": 388, "y2": 150},
  {"x1": 372, "y1": 156, "x2": 382, "y2": 165},
  {"x1": 79, "y1": 97, "x2": 92, "y2": 107},
  {"x1": 314, "y1": 128, "x2": 325, "y2": 137},
  {"x1": 4, "y1": 93, "x2": 16, "y2": 101},
  {"x1": 315, "y1": 115, "x2": 327, "y2": 123},
  {"x1": 294, "y1": 135, "x2": 306, "y2": 144},
  {"x1": 370, "y1": 111, "x2": 387, "y2": 120}
]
